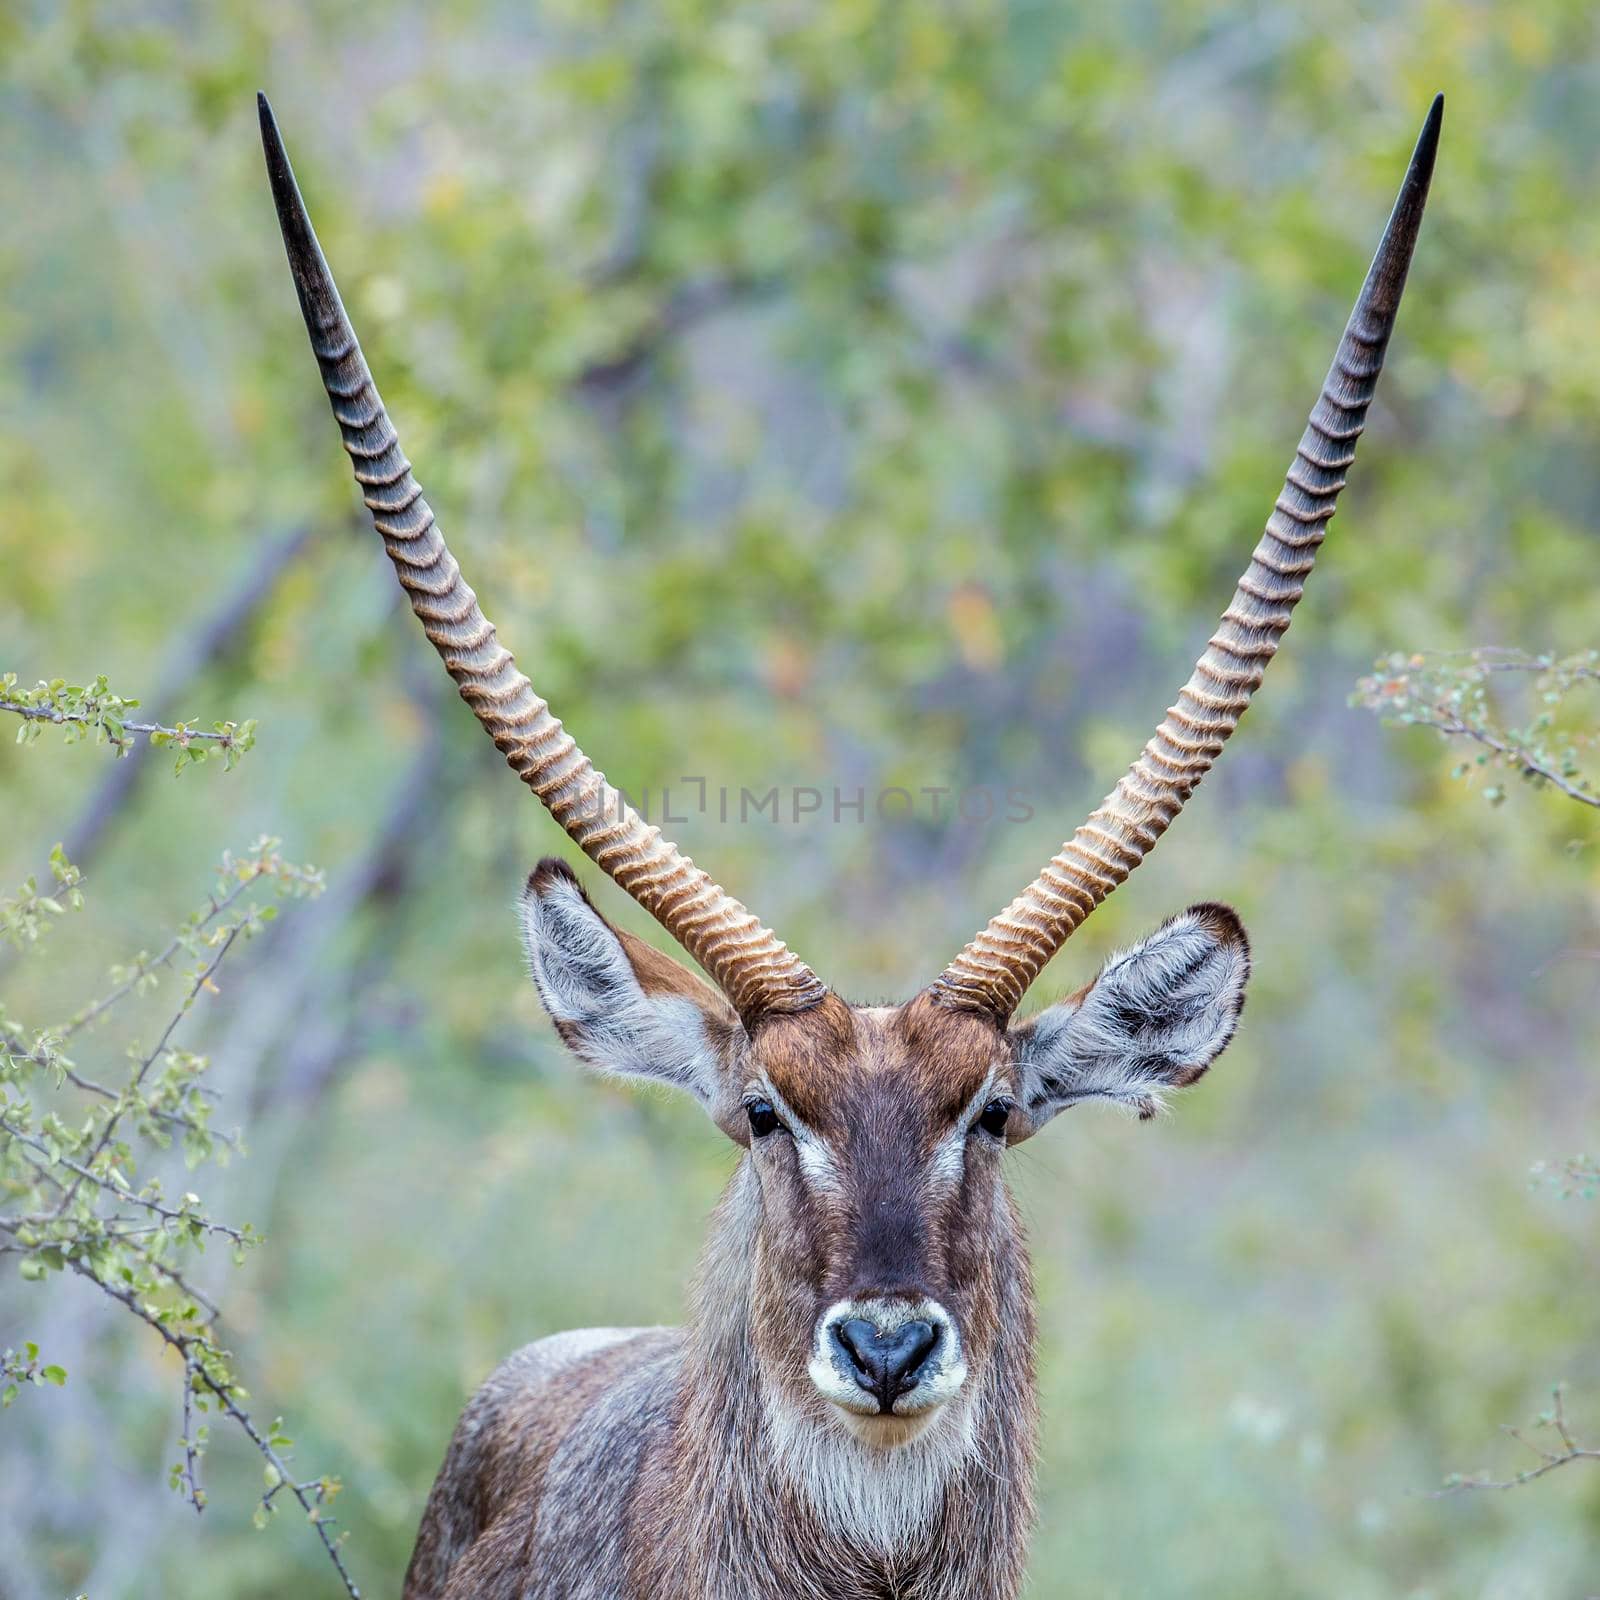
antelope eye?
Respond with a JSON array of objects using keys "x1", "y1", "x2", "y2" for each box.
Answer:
[
  {"x1": 977, "y1": 1099, "x2": 1014, "y2": 1139},
  {"x1": 746, "y1": 1099, "x2": 783, "y2": 1139}
]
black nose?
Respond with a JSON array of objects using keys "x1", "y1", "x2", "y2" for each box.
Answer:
[{"x1": 833, "y1": 1318, "x2": 940, "y2": 1411}]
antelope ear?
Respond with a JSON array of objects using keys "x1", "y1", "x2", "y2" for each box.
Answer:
[
  {"x1": 518, "y1": 858, "x2": 742, "y2": 1108},
  {"x1": 1012, "y1": 904, "x2": 1249, "y2": 1129}
]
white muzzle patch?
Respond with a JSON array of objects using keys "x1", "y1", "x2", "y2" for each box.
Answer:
[{"x1": 808, "y1": 1296, "x2": 968, "y2": 1424}]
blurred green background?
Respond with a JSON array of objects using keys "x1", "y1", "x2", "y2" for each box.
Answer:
[{"x1": 3, "y1": 1, "x2": 1598, "y2": 1595}]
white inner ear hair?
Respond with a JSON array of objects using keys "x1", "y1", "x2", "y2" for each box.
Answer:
[
  {"x1": 519, "y1": 877, "x2": 719, "y2": 1103},
  {"x1": 1025, "y1": 910, "x2": 1246, "y2": 1118}
]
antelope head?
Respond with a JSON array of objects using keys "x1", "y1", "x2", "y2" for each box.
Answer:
[{"x1": 261, "y1": 94, "x2": 1439, "y2": 1453}]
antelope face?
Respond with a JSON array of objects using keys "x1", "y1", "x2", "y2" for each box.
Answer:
[
  {"x1": 741, "y1": 996, "x2": 1014, "y2": 1447},
  {"x1": 520, "y1": 857, "x2": 1250, "y2": 1450}
]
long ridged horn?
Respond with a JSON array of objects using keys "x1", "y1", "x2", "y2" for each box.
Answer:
[
  {"x1": 933, "y1": 94, "x2": 1443, "y2": 1020},
  {"x1": 257, "y1": 94, "x2": 825, "y2": 1023}
]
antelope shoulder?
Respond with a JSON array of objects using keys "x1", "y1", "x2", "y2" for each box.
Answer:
[{"x1": 405, "y1": 1326, "x2": 680, "y2": 1600}]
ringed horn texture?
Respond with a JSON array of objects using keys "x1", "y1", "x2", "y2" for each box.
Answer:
[
  {"x1": 933, "y1": 94, "x2": 1444, "y2": 1021},
  {"x1": 257, "y1": 94, "x2": 826, "y2": 1023}
]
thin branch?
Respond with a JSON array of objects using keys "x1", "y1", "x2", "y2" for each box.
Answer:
[
  {"x1": 0, "y1": 700, "x2": 246, "y2": 751},
  {"x1": 142, "y1": 1248, "x2": 223, "y2": 1323},
  {"x1": 1406, "y1": 707, "x2": 1599, "y2": 810},
  {"x1": 55, "y1": 926, "x2": 242, "y2": 1222},
  {"x1": 12, "y1": 1058, "x2": 238, "y2": 1152},
  {"x1": 2, "y1": 831, "x2": 330, "y2": 1584},
  {"x1": 2, "y1": 1125, "x2": 246, "y2": 1244},
  {"x1": 58, "y1": 868, "x2": 261, "y2": 1041},
  {"x1": 1434, "y1": 1386, "x2": 1600, "y2": 1495},
  {"x1": 1, "y1": 1201, "x2": 229, "y2": 1331},
  {"x1": 67, "y1": 1258, "x2": 361, "y2": 1598},
  {"x1": 1356, "y1": 649, "x2": 1599, "y2": 811},
  {"x1": 178, "y1": 1348, "x2": 204, "y2": 1514},
  {"x1": 1419, "y1": 647, "x2": 1600, "y2": 683}
]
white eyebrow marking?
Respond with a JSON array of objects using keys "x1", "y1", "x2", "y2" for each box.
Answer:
[
  {"x1": 926, "y1": 1069, "x2": 1002, "y2": 1191},
  {"x1": 750, "y1": 1078, "x2": 841, "y2": 1192},
  {"x1": 795, "y1": 1136, "x2": 842, "y2": 1191}
]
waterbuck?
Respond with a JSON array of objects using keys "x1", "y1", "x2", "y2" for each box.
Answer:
[{"x1": 260, "y1": 91, "x2": 1440, "y2": 1599}]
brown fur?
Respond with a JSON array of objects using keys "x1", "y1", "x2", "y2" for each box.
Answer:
[{"x1": 406, "y1": 873, "x2": 1247, "y2": 1597}]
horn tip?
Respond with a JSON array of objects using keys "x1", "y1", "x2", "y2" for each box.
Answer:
[
  {"x1": 257, "y1": 91, "x2": 291, "y2": 188},
  {"x1": 1413, "y1": 91, "x2": 1444, "y2": 172},
  {"x1": 1363, "y1": 91, "x2": 1444, "y2": 307},
  {"x1": 257, "y1": 91, "x2": 319, "y2": 283}
]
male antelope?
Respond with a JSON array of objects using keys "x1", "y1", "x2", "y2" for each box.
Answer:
[{"x1": 261, "y1": 92, "x2": 1440, "y2": 1598}]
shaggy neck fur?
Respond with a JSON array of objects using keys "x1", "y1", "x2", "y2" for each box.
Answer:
[{"x1": 628, "y1": 1162, "x2": 1039, "y2": 1600}]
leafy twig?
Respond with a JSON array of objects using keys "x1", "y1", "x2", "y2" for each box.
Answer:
[
  {"x1": 57, "y1": 867, "x2": 262, "y2": 1041},
  {"x1": 76, "y1": 1261, "x2": 360, "y2": 1596},
  {"x1": 1531, "y1": 1154, "x2": 1600, "y2": 1201},
  {"x1": 178, "y1": 1349, "x2": 206, "y2": 1514},
  {"x1": 1435, "y1": 1386, "x2": 1600, "y2": 1495},
  {"x1": 55, "y1": 926, "x2": 241, "y2": 1218},
  {"x1": 1, "y1": 834, "x2": 352, "y2": 1592},
  {"x1": 0, "y1": 845, "x2": 84, "y2": 949},
  {"x1": 1, "y1": 1124, "x2": 249, "y2": 1244},
  {"x1": 1355, "y1": 648, "x2": 1599, "y2": 810},
  {"x1": 1, "y1": 673, "x2": 255, "y2": 773},
  {"x1": 1, "y1": 1340, "x2": 67, "y2": 1408}
]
